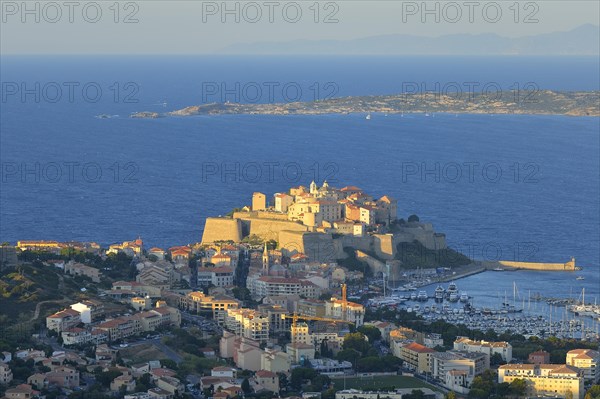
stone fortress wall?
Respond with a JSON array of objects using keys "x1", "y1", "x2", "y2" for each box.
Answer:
[{"x1": 201, "y1": 212, "x2": 448, "y2": 264}]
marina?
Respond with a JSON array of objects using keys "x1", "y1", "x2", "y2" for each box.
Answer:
[{"x1": 368, "y1": 272, "x2": 600, "y2": 340}]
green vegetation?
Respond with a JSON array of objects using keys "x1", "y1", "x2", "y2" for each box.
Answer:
[
  {"x1": 511, "y1": 335, "x2": 599, "y2": 363},
  {"x1": 0, "y1": 262, "x2": 66, "y2": 319},
  {"x1": 357, "y1": 325, "x2": 382, "y2": 341},
  {"x1": 163, "y1": 328, "x2": 209, "y2": 358},
  {"x1": 585, "y1": 385, "x2": 600, "y2": 399},
  {"x1": 467, "y1": 370, "x2": 526, "y2": 399},
  {"x1": 241, "y1": 234, "x2": 263, "y2": 245},
  {"x1": 334, "y1": 332, "x2": 402, "y2": 372},
  {"x1": 290, "y1": 367, "x2": 331, "y2": 391},
  {"x1": 395, "y1": 240, "x2": 471, "y2": 269}
]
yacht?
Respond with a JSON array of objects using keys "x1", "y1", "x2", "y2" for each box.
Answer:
[
  {"x1": 449, "y1": 292, "x2": 459, "y2": 302},
  {"x1": 410, "y1": 292, "x2": 417, "y2": 301},
  {"x1": 460, "y1": 291, "x2": 469, "y2": 303},
  {"x1": 417, "y1": 291, "x2": 429, "y2": 301},
  {"x1": 434, "y1": 285, "x2": 445, "y2": 302},
  {"x1": 446, "y1": 282, "x2": 458, "y2": 299}
]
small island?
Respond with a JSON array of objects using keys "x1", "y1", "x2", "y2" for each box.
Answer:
[{"x1": 130, "y1": 90, "x2": 600, "y2": 118}]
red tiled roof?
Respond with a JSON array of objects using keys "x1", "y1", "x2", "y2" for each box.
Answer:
[
  {"x1": 255, "y1": 370, "x2": 276, "y2": 378},
  {"x1": 340, "y1": 186, "x2": 361, "y2": 192},
  {"x1": 404, "y1": 342, "x2": 436, "y2": 353}
]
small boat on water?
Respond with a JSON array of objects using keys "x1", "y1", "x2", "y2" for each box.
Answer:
[
  {"x1": 460, "y1": 291, "x2": 469, "y2": 303},
  {"x1": 417, "y1": 291, "x2": 428, "y2": 301},
  {"x1": 492, "y1": 267, "x2": 505, "y2": 271},
  {"x1": 365, "y1": 113, "x2": 371, "y2": 120},
  {"x1": 576, "y1": 276, "x2": 585, "y2": 280},
  {"x1": 434, "y1": 285, "x2": 445, "y2": 302},
  {"x1": 410, "y1": 292, "x2": 417, "y2": 301}
]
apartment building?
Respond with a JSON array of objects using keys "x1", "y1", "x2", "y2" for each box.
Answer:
[
  {"x1": 224, "y1": 308, "x2": 270, "y2": 342},
  {"x1": 454, "y1": 336, "x2": 512, "y2": 362},
  {"x1": 46, "y1": 309, "x2": 81, "y2": 332},
  {"x1": 395, "y1": 342, "x2": 436, "y2": 373},
  {"x1": 64, "y1": 261, "x2": 101, "y2": 283},
  {"x1": 0, "y1": 363, "x2": 13, "y2": 384},
  {"x1": 566, "y1": 349, "x2": 599, "y2": 383},
  {"x1": 197, "y1": 266, "x2": 234, "y2": 287},
  {"x1": 179, "y1": 291, "x2": 239, "y2": 323},
  {"x1": 325, "y1": 299, "x2": 365, "y2": 326},
  {"x1": 61, "y1": 327, "x2": 108, "y2": 346},
  {"x1": 250, "y1": 276, "x2": 320, "y2": 299},
  {"x1": 70, "y1": 299, "x2": 104, "y2": 323},
  {"x1": 498, "y1": 364, "x2": 584, "y2": 399},
  {"x1": 430, "y1": 351, "x2": 488, "y2": 393}
]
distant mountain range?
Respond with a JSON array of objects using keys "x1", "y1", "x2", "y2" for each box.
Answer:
[{"x1": 220, "y1": 24, "x2": 599, "y2": 55}]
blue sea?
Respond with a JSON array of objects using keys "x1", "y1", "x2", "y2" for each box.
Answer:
[{"x1": 1, "y1": 56, "x2": 599, "y2": 301}]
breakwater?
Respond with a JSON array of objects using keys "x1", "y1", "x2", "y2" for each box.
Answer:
[{"x1": 484, "y1": 258, "x2": 578, "y2": 271}]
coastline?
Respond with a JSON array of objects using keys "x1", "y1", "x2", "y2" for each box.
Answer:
[{"x1": 126, "y1": 90, "x2": 600, "y2": 119}]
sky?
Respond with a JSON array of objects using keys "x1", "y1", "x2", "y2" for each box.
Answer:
[{"x1": 1, "y1": 1, "x2": 599, "y2": 54}]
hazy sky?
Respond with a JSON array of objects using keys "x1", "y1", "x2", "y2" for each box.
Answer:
[{"x1": 1, "y1": 1, "x2": 599, "y2": 54}]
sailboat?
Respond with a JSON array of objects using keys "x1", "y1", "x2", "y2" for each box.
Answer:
[{"x1": 365, "y1": 113, "x2": 371, "y2": 120}]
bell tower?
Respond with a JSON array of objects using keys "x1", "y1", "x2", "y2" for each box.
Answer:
[{"x1": 262, "y1": 242, "x2": 270, "y2": 275}]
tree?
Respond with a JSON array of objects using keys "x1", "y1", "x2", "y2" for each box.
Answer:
[
  {"x1": 445, "y1": 393, "x2": 457, "y2": 399},
  {"x1": 586, "y1": 385, "x2": 600, "y2": 399},
  {"x1": 342, "y1": 332, "x2": 370, "y2": 354},
  {"x1": 490, "y1": 352, "x2": 505, "y2": 366},
  {"x1": 509, "y1": 378, "x2": 527, "y2": 396},
  {"x1": 336, "y1": 348, "x2": 361, "y2": 366},
  {"x1": 160, "y1": 359, "x2": 179, "y2": 370},
  {"x1": 357, "y1": 325, "x2": 382, "y2": 342},
  {"x1": 408, "y1": 214, "x2": 420, "y2": 223},
  {"x1": 290, "y1": 367, "x2": 317, "y2": 390},
  {"x1": 241, "y1": 378, "x2": 251, "y2": 394},
  {"x1": 95, "y1": 369, "x2": 122, "y2": 387},
  {"x1": 232, "y1": 287, "x2": 252, "y2": 301},
  {"x1": 277, "y1": 372, "x2": 288, "y2": 391}
]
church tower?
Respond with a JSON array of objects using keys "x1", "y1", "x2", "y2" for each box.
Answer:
[
  {"x1": 310, "y1": 180, "x2": 318, "y2": 194},
  {"x1": 262, "y1": 242, "x2": 270, "y2": 275}
]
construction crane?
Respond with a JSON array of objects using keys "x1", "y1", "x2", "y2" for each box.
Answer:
[
  {"x1": 341, "y1": 283, "x2": 348, "y2": 321},
  {"x1": 281, "y1": 312, "x2": 352, "y2": 343}
]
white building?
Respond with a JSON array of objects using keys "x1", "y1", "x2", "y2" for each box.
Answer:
[
  {"x1": 197, "y1": 267, "x2": 234, "y2": 287},
  {"x1": 250, "y1": 276, "x2": 320, "y2": 299},
  {"x1": 325, "y1": 299, "x2": 365, "y2": 326},
  {"x1": 454, "y1": 336, "x2": 512, "y2": 362},
  {"x1": 224, "y1": 308, "x2": 270, "y2": 342}
]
